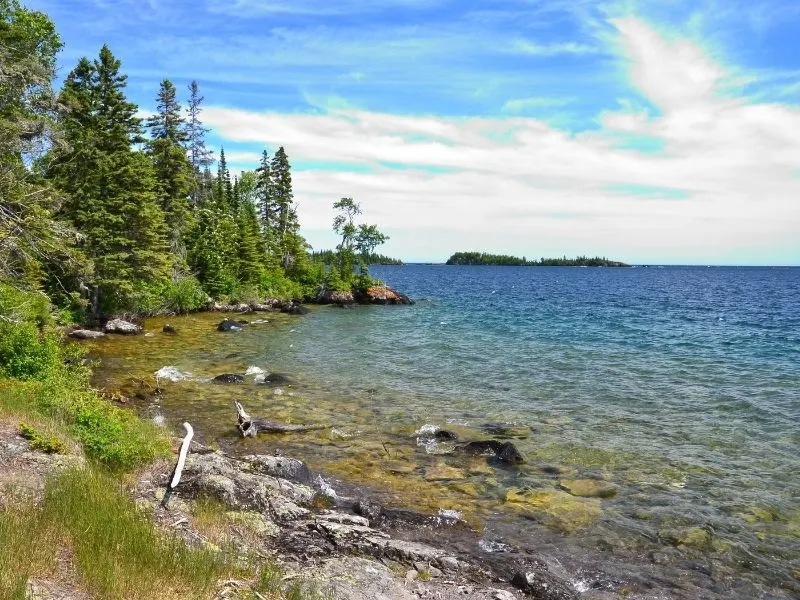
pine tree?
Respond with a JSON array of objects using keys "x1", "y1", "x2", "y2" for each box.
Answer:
[
  {"x1": 269, "y1": 146, "x2": 300, "y2": 269},
  {"x1": 49, "y1": 45, "x2": 170, "y2": 312},
  {"x1": 254, "y1": 150, "x2": 276, "y2": 251},
  {"x1": 147, "y1": 79, "x2": 192, "y2": 277},
  {"x1": 215, "y1": 148, "x2": 234, "y2": 214},
  {"x1": 186, "y1": 80, "x2": 214, "y2": 205}
]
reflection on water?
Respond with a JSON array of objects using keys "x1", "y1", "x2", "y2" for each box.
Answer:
[{"x1": 88, "y1": 265, "x2": 800, "y2": 599}]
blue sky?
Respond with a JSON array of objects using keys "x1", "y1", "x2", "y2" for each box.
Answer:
[{"x1": 28, "y1": 0, "x2": 800, "y2": 264}]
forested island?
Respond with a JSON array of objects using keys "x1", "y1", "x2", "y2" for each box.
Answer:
[
  {"x1": 311, "y1": 250, "x2": 403, "y2": 265},
  {"x1": 446, "y1": 252, "x2": 629, "y2": 267}
]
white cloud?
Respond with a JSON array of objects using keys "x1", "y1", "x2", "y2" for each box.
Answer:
[
  {"x1": 201, "y1": 17, "x2": 800, "y2": 264},
  {"x1": 511, "y1": 39, "x2": 599, "y2": 56},
  {"x1": 502, "y1": 96, "x2": 575, "y2": 113}
]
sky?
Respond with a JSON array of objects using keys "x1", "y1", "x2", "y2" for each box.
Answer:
[{"x1": 28, "y1": 0, "x2": 800, "y2": 264}]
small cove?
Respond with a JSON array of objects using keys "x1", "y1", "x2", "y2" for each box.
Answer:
[{"x1": 89, "y1": 265, "x2": 800, "y2": 599}]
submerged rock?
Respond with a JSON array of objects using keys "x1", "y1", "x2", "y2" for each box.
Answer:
[
  {"x1": 212, "y1": 373, "x2": 245, "y2": 384},
  {"x1": 103, "y1": 318, "x2": 141, "y2": 334},
  {"x1": 461, "y1": 440, "x2": 524, "y2": 465},
  {"x1": 217, "y1": 319, "x2": 243, "y2": 332},
  {"x1": 558, "y1": 478, "x2": 619, "y2": 499},
  {"x1": 480, "y1": 423, "x2": 530, "y2": 439},
  {"x1": 505, "y1": 488, "x2": 601, "y2": 533},
  {"x1": 68, "y1": 329, "x2": 105, "y2": 340},
  {"x1": 262, "y1": 372, "x2": 296, "y2": 385},
  {"x1": 424, "y1": 464, "x2": 467, "y2": 482},
  {"x1": 162, "y1": 323, "x2": 177, "y2": 334}
]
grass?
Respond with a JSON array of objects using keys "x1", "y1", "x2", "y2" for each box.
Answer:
[
  {"x1": 0, "y1": 467, "x2": 244, "y2": 600},
  {"x1": 18, "y1": 421, "x2": 67, "y2": 454}
]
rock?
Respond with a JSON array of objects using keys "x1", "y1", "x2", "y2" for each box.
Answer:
[
  {"x1": 356, "y1": 286, "x2": 414, "y2": 305},
  {"x1": 307, "y1": 557, "x2": 418, "y2": 600},
  {"x1": 251, "y1": 303, "x2": 275, "y2": 311},
  {"x1": 279, "y1": 301, "x2": 310, "y2": 315},
  {"x1": 504, "y1": 489, "x2": 601, "y2": 533},
  {"x1": 234, "y1": 303, "x2": 252, "y2": 312},
  {"x1": 511, "y1": 569, "x2": 579, "y2": 600},
  {"x1": 162, "y1": 323, "x2": 177, "y2": 334},
  {"x1": 434, "y1": 430, "x2": 459, "y2": 441},
  {"x1": 480, "y1": 423, "x2": 530, "y2": 439},
  {"x1": 244, "y1": 454, "x2": 311, "y2": 482},
  {"x1": 68, "y1": 329, "x2": 105, "y2": 340},
  {"x1": 263, "y1": 372, "x2": 296, "y2": 385},
  {"x1": 317, "y1": 289, "x2": 356, "y2": 305},
  {"x1": 494, "y1": 590, "x2": 517, "y2": 600},
  {"x1": 212, "y1": 373, "x2": 245, "y2": 384},
  {"x1": 461, "y1": 440, "x2": 524, "y2": 464},
  {"x1": 558, "y1": 479, "x2": 618, "y2": 499},
  {"x1": 383, "y1": 460, "x2": 416, "y2": 475},
  {"x1": 540, "y1": 465, "x2": 572, "y2": 475},
  {"x1": 497, "y1": 442, "x2": 525, "y2": 465},
  {"x1": 424, "y1": 464, "x2": 466, "y2": 481},
  {"x1": 217, "y1": 319, "x2": 243, "y2": 332},
  {"x1": 664, "y1": 526, "x2": 712, "y2": 550},
  {"x1": 103, "y1": 318, "x2": 141, "y2": 334},
  {"x1": 225, "y1": 510, "x2": 280, "y2": 537}
]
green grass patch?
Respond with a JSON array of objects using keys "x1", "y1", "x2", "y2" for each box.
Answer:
[{"x1": 18, "y1": 422, "x2": 66, "y2": 454}]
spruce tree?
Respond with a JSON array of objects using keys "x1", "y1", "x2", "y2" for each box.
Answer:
[
  {"x1": 49, "y1": 45, "x2": 170, "y2": 312},
  {"x1": 269, "y1": 146, "x2": 300, "y2": 269},
  {"x1": 147, "y1": 79, "x2": 192, "y2": 276},
  {"x1": 186, "y1": 80, "x2": 214, "y2": 205}
]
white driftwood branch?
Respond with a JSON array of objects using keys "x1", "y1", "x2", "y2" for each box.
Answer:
[
  {"x1": 161, "y1": 422, "x2": 194, "y2": 508},
  {"x1": 171, "y1": 422, "x2": 194, "y2": 488}
]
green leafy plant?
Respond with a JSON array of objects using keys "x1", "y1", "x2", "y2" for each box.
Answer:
[{"x1": 18, "y1": 422, "x2": 66, "y2": 454}]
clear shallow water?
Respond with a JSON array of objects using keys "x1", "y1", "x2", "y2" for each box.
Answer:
[{"x1": 90, "y1": 266, "x2": 800, "y2": 599}]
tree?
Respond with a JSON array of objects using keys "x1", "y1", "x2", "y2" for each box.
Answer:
[
  {"x1": 147, "y1": 79, "x2": 192, "y2": 276},
  {"x1": 331, "y1": 198, "x2": 388, "y2": 280},
  {"x1": 185, "y1": 80, "x2": 214, "y2": 205},
  {"x1": 0, "y1": 0, "x2": 86, "y2": 291},
  {"x1": 48, "y1": 45, "x2": 171, "y2": 312},
  {"x1": 269, "y1": 146, "x2": 300, "y2": 269},
  {"x1": 214, "y1": 147, "x2": 234, "y2": 214}
]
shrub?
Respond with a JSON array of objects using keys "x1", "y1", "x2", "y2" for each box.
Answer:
[
  {"x1": 0, "y1": 323, "x2": 61, "y2": 381},
  {"x1": 18, "y1": 422, "x2": 66, "y2": 454},
  {"x1": 161, "y1": 277, "x2": 208, "y2": 314}
]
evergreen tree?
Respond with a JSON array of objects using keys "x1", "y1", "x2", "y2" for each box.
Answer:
[
  {"x1": 185, "y1": 80, "x2": 214, "y2": 205},
  {"x1": 0, "y1": 0, "x2": 86, "y2": 290},
  {"x1": 215, "y1": 147, "x2": 234, "y2": 214},
  {"x1": 146, "y1": 79, "x2": 192, "y2": 277},
  {"x1": 49, "y1": 45, "x2": 170, "y2": 312},
  {"x1": 269, "y1": 146, "x2": 300, "y2": 269}
]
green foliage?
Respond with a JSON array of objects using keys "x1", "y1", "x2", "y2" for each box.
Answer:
[
  {"x1": 311, "y1": 249, "x2": 402, "y2": 265},
  {"x1": 0, "y1": 322, "x2": 61, "y2": 381},
  {"x1": 445, "y1": 251, "x2": 629, "y2": 267},
  {"x1": 18, "y1": 421, "x2": 66, "y2": 453},
  {"x1": 160, "y1": 276, "x2": 208, "y2": 314}
]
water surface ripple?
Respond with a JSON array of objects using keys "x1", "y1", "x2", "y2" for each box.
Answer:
[{"x1": 92, "y1": 266, "x2": 800, "y2": 599}]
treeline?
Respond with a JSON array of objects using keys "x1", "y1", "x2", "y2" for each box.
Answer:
[
  {"x1": 311, "y1": 250, "x2": 403, "y2": 265},
  {"x1": 1, "y1": 1, "x2": 389, "y2": 320},
  {"x1": 446, "y1": 252, "x2": 629, "y2": 267}
]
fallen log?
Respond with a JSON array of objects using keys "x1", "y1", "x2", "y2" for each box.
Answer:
[{"x1": 234, "y1": 401, "x2": 324, "y2": 437}]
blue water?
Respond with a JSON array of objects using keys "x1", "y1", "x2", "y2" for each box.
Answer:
[{"x1": 94, "y1": 265, "x2": 800, "y2": 598}]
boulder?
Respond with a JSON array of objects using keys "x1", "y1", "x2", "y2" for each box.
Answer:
[
  {"x1": 460, "y1": 440, "x2": 524, "y2": 465},
  {"x1": 162, "y1": 324, "x2": 177, "y2": 334},
  {"x1": 234, "y1": 303, "x2": 252, "y2": 313},
  {"x1": 217, "y1": 319, "x2": 243, "y2": 332},
  {"x1": 434, "y1": 430, "x2": 459, "y2": 441},
  {"x1": 511, "y1": 568, "x2": 579, "y2": 600},
  {"x1": 68, "y1": 329, "x2": 105, "y2": 340},
  {"x1": 356, "y1": 286, "x2": 414, "y2": 305},
  {"x1": 244, "y1": 454, "x2": 311, "y2": 483},
  {"x1": 212, "y1": 373, "x2": 245, "y2": 384},
  {"x1": 103, "y1": 318, "x2": 141, "y2": 335},
  {"x1": 497, "y1": 442, "x2": 525, "y2": 465},
  {"x1": 280, "y1": 301, "x2": 310, "y2": 315},
  {"x1": 263, "y1": 372, "x2": 296, "y2": 385}
]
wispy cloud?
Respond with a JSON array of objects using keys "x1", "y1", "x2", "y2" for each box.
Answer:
[
  {"x1": 502, "y1": 96, "x2": 575, "y2": 113},
  {"x1": 511, "y1": 39, "x2": 599, "y2": 56}
]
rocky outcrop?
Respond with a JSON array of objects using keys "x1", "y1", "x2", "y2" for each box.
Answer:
[
  {"x1": 68, "y1": 329, "x2": 105, "y2": 340},
  {"x1": 317, "y1": 289, "x2": 356, "y2": 305},
  {"x1": 103, "y1": 318, "x2": 141, "y2": 334},
  {"x1": 355, "y1": 286, "x2": 414, "y2": 305},
  {"x1": 511, "y1": 568, "x2": 579, "y2": 600}
]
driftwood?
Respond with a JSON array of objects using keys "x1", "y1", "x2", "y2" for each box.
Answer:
[
  {"x1": 161, "y1": 422, "x2": 194, "y2": 508},
  {"x1": 234, "y1": 401, "x2": 323, "y2": 437}
]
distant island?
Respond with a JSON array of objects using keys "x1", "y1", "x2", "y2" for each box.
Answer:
[
  {"x1": 311, "y1": 250, "x2": 403, "y2": 265},
  {"x1": 446, "y1": 252, "x2": 629, "y2": 267}
]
